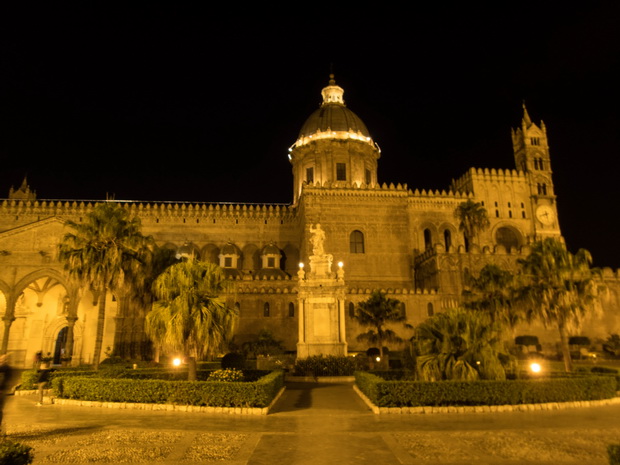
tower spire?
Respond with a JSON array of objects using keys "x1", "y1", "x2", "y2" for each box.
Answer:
[{"x1": 522, "y1": 101, "x2": 532, "y2": 128}]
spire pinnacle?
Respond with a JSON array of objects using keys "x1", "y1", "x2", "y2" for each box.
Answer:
[{"x1": 522, "y1": 101, "x2": 532, "y2": 128}]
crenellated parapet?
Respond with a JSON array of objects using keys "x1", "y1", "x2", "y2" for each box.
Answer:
[
  {"x1": 347, "y1": 287, "x2": 434, "y2": 295},
  {"x1": 600, "y1": 267, "x2": 620, "y2": 282},
  {"x1": 0, "y1": 198, "x2": 298, "y2": 225},
  {"x1": 301, "y1": 181, "x2": 410, "y2": 198},
  {"x1": 414, "y1": 242, "x2": 533, "y2": 267},
  {"x1": 226, "y1": 280, "x2": 298, "y2": 294},
  {"x1": 451, "y1": 167, "x2": 528, "y2": 194}
]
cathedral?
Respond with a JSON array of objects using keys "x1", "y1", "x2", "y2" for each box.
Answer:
[{"x1": 1, "y1": 75, "x2": 618, "y2": 368}]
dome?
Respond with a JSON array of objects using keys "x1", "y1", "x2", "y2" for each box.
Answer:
[
  {"x1": 292, "y1": 75, "x2": 374, "y2": 149},
  {"x1": 220, "y1": 241, "x2": 241, "y2": 256},
  {"x1": 262, "y1": 242, "x2": 281, "y2": 255}
]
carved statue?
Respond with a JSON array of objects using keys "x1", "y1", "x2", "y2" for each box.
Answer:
[{"x1": 309, "y1": 223, "x2": 325, "y2": 256}]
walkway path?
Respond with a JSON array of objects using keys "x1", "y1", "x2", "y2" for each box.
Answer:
[{"x1": 4, "y1": 381, "x2": 620, "y2": 464}]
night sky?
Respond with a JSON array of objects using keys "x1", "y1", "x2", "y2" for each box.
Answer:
[{"x1": 1, "y1": 4, "x2": 619, "y2": 267}]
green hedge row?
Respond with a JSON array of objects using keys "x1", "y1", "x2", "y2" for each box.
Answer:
[
  {"x1": 52, "y1": 370, "x2": 284, "y2": 408},
  {"x1": 18, "y1": 368, "x2": 271, "y2": 390},
  {"x1": 0, "y1": 439, "x2": 33, "y2": 465},
  {"x1": 293, "y1": 355, "x2": 361, "y2": 376},
  {"x1": 609, "y1": 444, "x2": 620, "y2": 465},
  {"x1": 355, "y1": 371, "x2": 618, "y2": 407}
]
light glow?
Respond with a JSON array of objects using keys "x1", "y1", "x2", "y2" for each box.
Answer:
[
  {"x1": 172, "y1": 357, "x2": 182, "y2": 367},
  {"x1": 299, "y1": 262, "x2": 304, "y2": 268},
  {"x1": 338, "y1": 261, "x2": 343, "y2": 268},
  {"x1": 530, "y1": 362, "x2": 542, "y2": 373}
]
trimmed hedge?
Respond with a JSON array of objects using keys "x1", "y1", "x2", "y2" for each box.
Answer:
[
  {"x1": 0, "y1": 439, "x2": 33, "y2": 465},
  {"x1": 18, "y1": 369, "x2": 97, "y2": 390},
  {"x1": 52, "y1": 370, "x2": 284, "y2": 408},
  {"x1": 355, "y1": 371, "x2": 618, "y2": 407},
  {"x1": 18, "y1": 368, "x2": 271, "y2": 390},
  {"x1": 293, "y1": 355, "x2": 361, "y2": 376}
]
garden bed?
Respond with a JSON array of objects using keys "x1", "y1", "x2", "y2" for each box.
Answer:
[{"x1": 355, "y1": 371, "x2": 619, "y2": 408}]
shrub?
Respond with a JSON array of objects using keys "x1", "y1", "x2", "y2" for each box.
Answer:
[
  {"x1": 221, "y1": 353, "x2": 246, "y2": 370},
  {"x1": 0, "y1": 439, "x2": 34, "y2": 465},
  {"x1": 293, "y1": 355, "x2": 359, "y2": 377},
  {"x1": 515, "y1": 335, "x2": 539, "y2": 346},
  {"x1": 355, "y1": 372, "x2": 617, "y2": 407},
  {"x1": 609, "y1": 444, "x2": 620, "y2": 465},
  {"x1": 54, "y1": 370, "x2": 284, "y2": 408},
  {"x1": 208, "y1": 369, "x2": 245, "y2": 382},
  {"x1": 569, "y1": 336, "x2": 591, "y2": 346}
]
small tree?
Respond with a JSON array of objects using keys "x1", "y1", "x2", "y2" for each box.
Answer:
[
  {"x1": 454, "y1": 199, "x2": 490, "y2": 251},
  {"x1": 57, "y1": 203, "x2": 154, "y2": 369},
  {"x1": 241, "y1": 329, "x2": 284, "y2": 358},
  {"x1": 353, "y1": 291, "x2": 410, "y2": 369},
  {"x1": 515, "y1": 238, "x2": 604, "y2": 372},
  {"x1": 463, "y1": 264, "x2": 522, "y2": 336},
  {"x1": 413, "y1": 307, "x2": 507, "y2": 381},
  {"x1": 145, "y1": 258, "x2": 237, "y2": 381}
]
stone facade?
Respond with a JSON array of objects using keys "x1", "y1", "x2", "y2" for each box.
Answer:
[{"x1": 1, "y1": 76, "x2": 619, "y2": 368}]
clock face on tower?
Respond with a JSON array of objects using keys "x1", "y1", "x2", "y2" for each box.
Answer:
[{"x1": 536, "y1": 205, "x2": 555, "y2": 225}]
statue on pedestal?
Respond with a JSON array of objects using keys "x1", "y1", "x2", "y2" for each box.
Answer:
[{"x1": 309, "y1": 223, "x2": 325, "y2": 256}]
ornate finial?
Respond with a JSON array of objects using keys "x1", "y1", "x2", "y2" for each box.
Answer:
[{"x1": 321, "y1": 73, "x2": 344, "y2": 106}]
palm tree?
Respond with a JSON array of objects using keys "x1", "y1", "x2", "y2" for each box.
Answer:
[
  {"x1": 145, "y1": 258, "x2": 237, "y2": 381},
  {"x1": 58, "y1": 203, "x2": 154, "y2": 369},
  {"x1": 413, "y1": 307, "x2": 507, "y2": 381},
  {"x1": 463, "y1": 264, "x2": 521, "y2": 335},
  {"x1": 515, "y1": 238, "x2": 603, "y2": 372},
  {"x1": 454, "y1": 199, "x2": 490, "y2": 251},
  {"x1": 353, "y1": 291, "x2": 410, "y2": 369}
]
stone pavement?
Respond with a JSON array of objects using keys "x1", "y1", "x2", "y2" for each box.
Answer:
[{"x1": 4, "y1": 381, "x2": 620, "y2": 464}]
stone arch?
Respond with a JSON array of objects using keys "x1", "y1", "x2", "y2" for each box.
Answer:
[
  {"x1": 40, "y1": 317, "x2": 84, "y2": 365},
  {"x1": 201, "y1": 243, "x2": 220, "y2": 264},
  {"x1": 492, "y1": 224, "x2": 524, "y2": 252},
  {"x1": 438, "y1": 222, "x2": 458, "y2": 252},
  {"x1": 349, "y1": 230, "x2": 365, "y2": 253},
  {"x1": 242, "y1": 243, "x2": 260, "y2": 273},
  {"x1": 281, "y1": 243, "x2": 299, "y2": 275}
]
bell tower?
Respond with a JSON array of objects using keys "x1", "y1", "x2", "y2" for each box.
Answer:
[{"x1": 511, "y1": 104, "x2": 561, "y2": 239}]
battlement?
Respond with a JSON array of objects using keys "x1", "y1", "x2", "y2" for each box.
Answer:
[
  {"x1": 0, "y1": 198, "x2": 296, "y2": 221},
  {"x1": 301, "y1": 181, "x2": 410, "y2": 198},
  {"x1": 348, "y1": 287, "x2": 435, "y2": 295},
  {"x1": 414, "y1": 242, "x2": 533, "y2": 266},
  {"x1": 451, "y1": 167, "x2": 528, "y2": 193}
]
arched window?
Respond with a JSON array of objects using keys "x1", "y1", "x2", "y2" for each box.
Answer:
[
  {"x1": 427, "y1": 302, "x2": 434, "y2": 317},
  {"x1": 443, "y1": 230, "x2": 452, "y2": 251},
  {"x1": 350, "y1": 230, "x2": 365, "y2": 253},
  {"x1": 263, "y1": 302, "x2": 270, "y2": 317},
  {"x1": 234, "y1": 302, "x2": 241, "y2": 315},
  {"x1": 423, "y1": 229, "x2": 432, "y2": 250},
  {"x1": 288, "y1": 302, "x2": 295, "y2": 317},
  {"x1": 348, "y1": 302, "x2": 355, "y2": 318},
  {"x1": 496, "y1": 227, "x2": 520, "y2": 252},
  {"x1": 399, "y1": 302, "x2": 406, "y2": 318}
]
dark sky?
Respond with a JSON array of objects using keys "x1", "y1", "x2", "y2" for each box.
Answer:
[{"x1": 1, "y1": 4, "x2": 620, "y2": 267}]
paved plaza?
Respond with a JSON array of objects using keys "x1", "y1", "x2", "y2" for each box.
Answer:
[{"x1": 4, "y1": 381, "x2": 620, "y2": 464}]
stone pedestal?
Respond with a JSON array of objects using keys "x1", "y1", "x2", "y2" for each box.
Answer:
[{"x1": 297, "y1": 252, "x2": 347, "y2": 358}]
